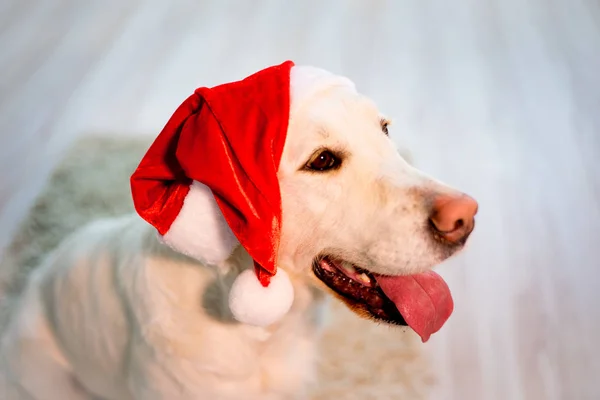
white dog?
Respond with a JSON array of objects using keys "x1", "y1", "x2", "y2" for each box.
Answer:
[{"x1": 0, "y1": 63, "x2": 477, "y2": 399}]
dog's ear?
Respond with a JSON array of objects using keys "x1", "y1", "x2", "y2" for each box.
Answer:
[{"x1": 159, "y1": 180, "x2": 240, "y2": 265}]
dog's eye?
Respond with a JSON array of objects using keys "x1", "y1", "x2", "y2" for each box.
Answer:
[
  {"x1": 380, "y1": 119, "x2": 390, "y2": 136},
  {"x1": 306, "y1": 150, "x2": 340, "y2": 172}
]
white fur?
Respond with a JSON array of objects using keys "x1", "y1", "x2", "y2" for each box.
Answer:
[
  {"x1": 229, "y1": 268, "x2": 294, "y2": 327},
  {"x1": 290, "y1": 66, "x2": 356, "y2": 108},
  {"x1": 0, "y1": 65, "x2": 471, "y2": 399}
]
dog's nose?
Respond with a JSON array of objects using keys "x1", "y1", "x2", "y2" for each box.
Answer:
[{"x1": 429, "y1": 193, "x2": 478, "y2": 244}]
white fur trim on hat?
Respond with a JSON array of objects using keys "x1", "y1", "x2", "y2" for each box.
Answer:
[
  {"x1": 229, "y1": 268, "x2": 294, "y2": 327},
  {"x1": 161, "y1": 180, "x2": 239, "y2": 265}
]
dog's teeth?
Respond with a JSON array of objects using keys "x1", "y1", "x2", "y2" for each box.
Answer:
[
  {"x1": 358, "y1": 273, "x2": 371, "y2": 283},
  {"x1": 341, "y1": 262, "x2": 356, "y2": 274}
]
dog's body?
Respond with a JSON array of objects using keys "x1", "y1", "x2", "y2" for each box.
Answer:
[
  {"x1": 1, "y1": 214, "x2": 324, "y2": 399},
  {"x1": 0, "y1": 65, "x2": 476, "y2": 399}
]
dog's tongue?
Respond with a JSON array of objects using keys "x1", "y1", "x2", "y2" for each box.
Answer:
[{"x1": 374, "y1": 271, "x2": 453, "y2": 342}]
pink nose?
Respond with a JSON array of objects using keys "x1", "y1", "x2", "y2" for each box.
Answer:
[{"x1": 429, "y1": 193, "x2": 478, "y2": 244}]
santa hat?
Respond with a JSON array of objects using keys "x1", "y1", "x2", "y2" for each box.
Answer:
[{"x1": 130, "y1": 60, "x2": 355, "y2": 326}]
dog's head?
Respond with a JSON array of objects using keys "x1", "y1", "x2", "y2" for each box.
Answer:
[
  {"x1": 274, "y1": 66, "x2": 477, "y2": 339},
  {"x1": 132, "y1": 63, "x2": 478, "y2": 341},
  {"x1": 279, "y1": 67, "x2": 476, "y2": 274}
]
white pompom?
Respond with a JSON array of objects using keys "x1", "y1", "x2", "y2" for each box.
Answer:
[{"x1": 228, "y1": 268, "x2": 294, "y2": 327}]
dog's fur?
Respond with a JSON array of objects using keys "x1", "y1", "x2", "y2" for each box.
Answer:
[{"x1": 0, "y1": 66, "x2": 466, "y2": 399}]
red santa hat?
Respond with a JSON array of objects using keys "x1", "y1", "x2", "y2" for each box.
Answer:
[{"x1": 130, "y1": 61, "x2": 355, "y2": 326}]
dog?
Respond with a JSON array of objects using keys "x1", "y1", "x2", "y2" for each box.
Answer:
[{"x1": 0, "y1": 64, "x2": 477, "y2": 399}]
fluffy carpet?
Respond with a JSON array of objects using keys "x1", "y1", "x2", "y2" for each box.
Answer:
[{"x1": 0, "y1": 136, "x2": 433, "y2": 399}]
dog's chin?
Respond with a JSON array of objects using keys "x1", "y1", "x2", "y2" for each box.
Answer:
[{"x1": 312, "y1": 256, "x2": 408, "y2": 326}]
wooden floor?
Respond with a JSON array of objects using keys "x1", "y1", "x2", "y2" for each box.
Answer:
[{"x1": 1, "y1": 0, "x2": 600, "y2": 398}]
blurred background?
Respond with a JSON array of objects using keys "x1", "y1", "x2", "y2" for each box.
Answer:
[{"x1": 1, "y1": 0, "x2": 599, "y2": 399}]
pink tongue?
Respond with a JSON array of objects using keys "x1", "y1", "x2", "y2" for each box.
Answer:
[{"x1": 374, "y1": 271, "x2": 453, "y2": 343}]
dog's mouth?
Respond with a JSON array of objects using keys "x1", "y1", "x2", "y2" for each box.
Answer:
[
  {"x1": 313, "y1": 256, "x2": 454, "y2": 342},
  {"x1": 313, "y1": 257, "x2": 408, "y2": 325}
]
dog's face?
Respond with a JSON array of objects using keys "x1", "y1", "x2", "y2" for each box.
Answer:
[
  {"x1": 143, "y1": 64, "x2": 477, "y2": 337},
  {"x1": 276, "y1": 81, "x2": 477, "y2": 332}
]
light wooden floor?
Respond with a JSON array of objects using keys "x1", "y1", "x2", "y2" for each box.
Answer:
[{"x1": 1, "y1": 1, "x2": 600, "y2": 399}]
